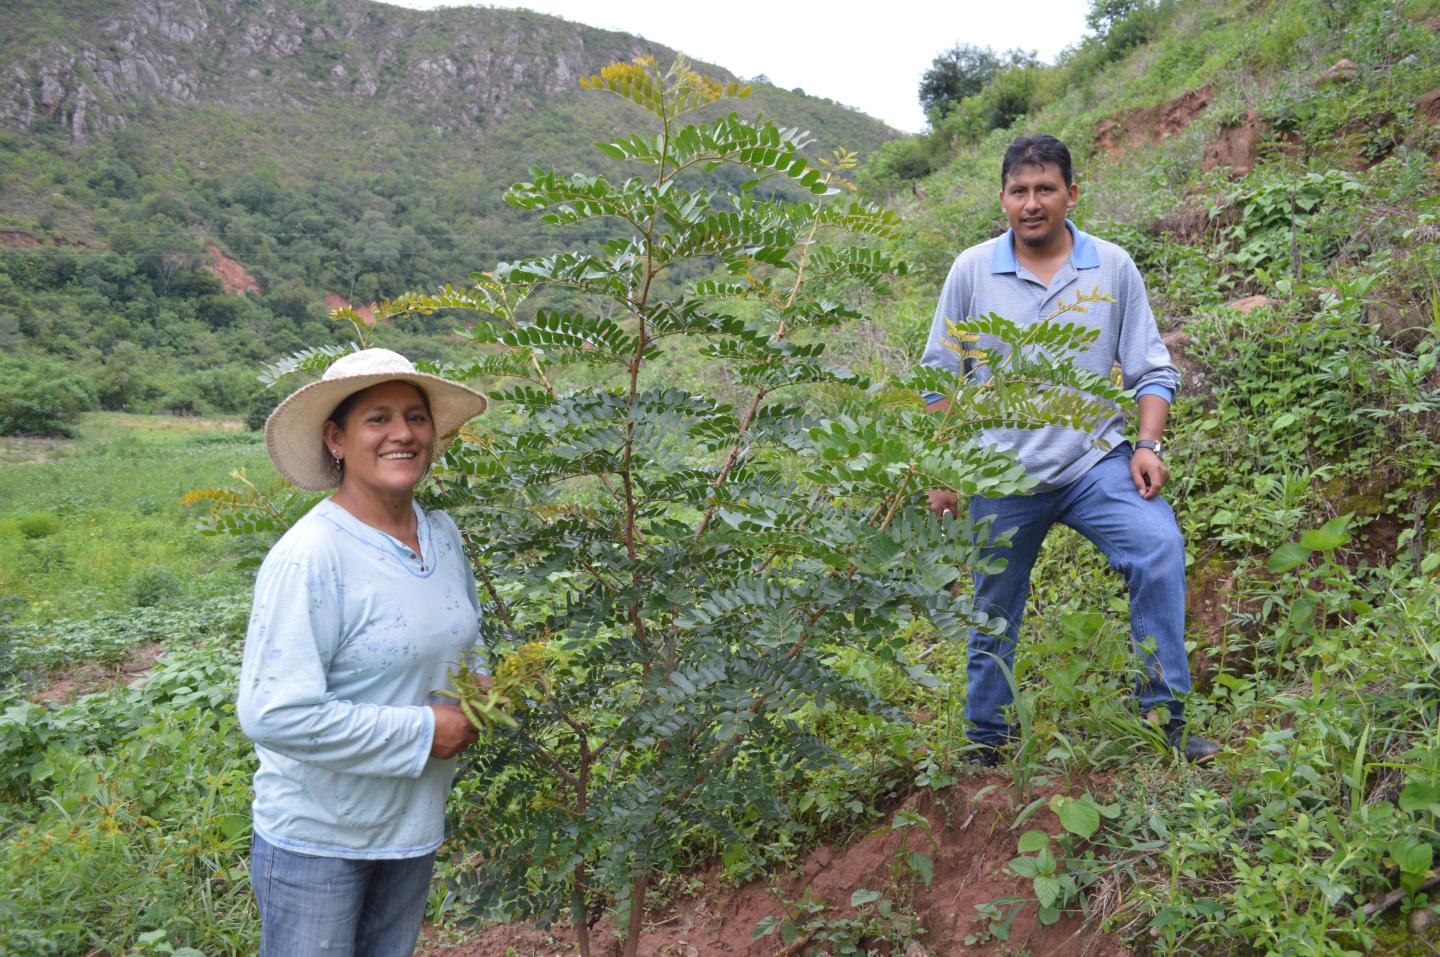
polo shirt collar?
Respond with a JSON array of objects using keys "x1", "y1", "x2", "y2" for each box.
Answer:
[{"x1": 991, "y1": 220, "x2": 1099, "y2": 273}]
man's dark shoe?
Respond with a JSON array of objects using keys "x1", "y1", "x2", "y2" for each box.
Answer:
[
  {"x1": 1165, "y1": 721, "x2": 1221, "y2": 764},
  {"x1": 966, "y1": 744, "x2": 1003, "y2": 767}
]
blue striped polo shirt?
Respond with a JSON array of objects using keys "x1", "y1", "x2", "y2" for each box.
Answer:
[{"x1": 920, "y1": 221, "x2": 1180, "y2": 492}]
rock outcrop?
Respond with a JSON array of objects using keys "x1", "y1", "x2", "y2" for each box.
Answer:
[{"x1": 1, "y1": 0, "x2": 673, "y2": 143}]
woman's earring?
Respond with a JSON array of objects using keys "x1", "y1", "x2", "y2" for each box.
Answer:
[{"x1": 332, "y1": 450, "x2": 343, "y2": 468}]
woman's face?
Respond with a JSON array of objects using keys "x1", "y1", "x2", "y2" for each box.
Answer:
[{"x1": 323, "y1": 381, "x2": 435, "y2": 500}]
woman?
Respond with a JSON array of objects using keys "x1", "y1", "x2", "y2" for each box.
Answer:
[{"x1": 237, "y1": 348, "x2": 490, "y2": 957}]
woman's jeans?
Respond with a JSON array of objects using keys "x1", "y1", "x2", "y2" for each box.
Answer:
[
  {"x1": 965, "y1": 444, "x2": 1191, "y2": 746},
  {"x1": 251, "y1": 831, "x2": 436, "y2": 957}
]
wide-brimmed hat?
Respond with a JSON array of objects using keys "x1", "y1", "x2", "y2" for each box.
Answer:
[{"x1": 264, "y1": 348, "x2": 488, "y2": 490}]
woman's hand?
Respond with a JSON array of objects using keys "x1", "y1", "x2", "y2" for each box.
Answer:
[{"x1": 428, "y1": 703, "x2": 480, "y2": 758}]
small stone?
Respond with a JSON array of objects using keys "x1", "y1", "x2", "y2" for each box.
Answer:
[
  {"x1": 1410, "y1": 905, "x2": 1438, "y2": 935},
  {"x1": 1319, "y1": 59, "x2": 1359, "y2": 84}
]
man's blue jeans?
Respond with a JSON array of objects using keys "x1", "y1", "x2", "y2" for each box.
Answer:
[
  {"x1": 251, "y1": 831, "x2": 436, "y2": 957},
  {"x1": 965, "y1": 444, "x2": 1191, "y2": 746}
]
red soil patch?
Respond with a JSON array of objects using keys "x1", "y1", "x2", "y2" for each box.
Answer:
[
  {"x1": 31, "y1": 642, "x2": 165, "y2": 706},
  {"x1": 1162, "y1": 329, "x2": 1209, "y2": 398},
  {"x1": 1225, "y1": 295, "x2": 1278, "y2": 314},
  {"x1": 1, "y1": 230, "x2": 42, "y2": 248},
  {"x1": 1417, "y1": 89, "x2": 1440, "y2": 125},
  {"x1": 1148, "y1": 204, "x2": 1210, "y2": 245},
  {"x1": 1095, "y1": 86, "x2": 1212, "y2": 157},
  {"x1": 324, "y1": 293, "x2": 376, "y2": 324},
  {"x1": 421, "y1": 780, "x2": 1131, "y2": 957},
  {"x1": 1201, "y1": 109, "x2": 1270, "y2": 176},
  {"x1": 204, "y1": 242, "x2": 261, "y2": 295}
]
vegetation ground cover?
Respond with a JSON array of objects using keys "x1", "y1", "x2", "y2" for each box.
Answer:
[{"x1": 2, "y1": 0, "x2": 1440, "y2": 954}]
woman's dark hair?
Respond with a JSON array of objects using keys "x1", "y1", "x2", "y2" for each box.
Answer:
[
  {"x1": 1001, "y1": 134, "x2": 1073, "y2": 188},
  {"x1": 323, "y1": 380, "x2": 434, "y2": 482}
]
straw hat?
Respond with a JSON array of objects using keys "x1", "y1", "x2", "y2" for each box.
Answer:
[{"x1": 264, "y1": 348, "x2": 488, "y2": 490}]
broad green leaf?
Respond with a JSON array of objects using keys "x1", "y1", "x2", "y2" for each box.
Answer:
[
  {"x1": 1399, "y1": 778, "x2": 1440, "y2": 814},
  {"x1": 851, "y1": 889, "x2": 883, "y2": 907},
  {"x1": 1008, "y1": 855, "x2": 1041, "y2": 879},
  {"x1": 1268, "y1": 542, "x2": 1313, "y2": 573},
  {"x1": 1298, "y1": 515, "x2": 1351, "y2": 552},
  {"x1": 1017, "y1": 829, "x2": 1051, "y2": 853},
  {"x1": 1391, "y1": 840, "x2": 1433, "y2": 875},
  {"x1": 1053, "y1": 795, "x2": 1102, "y2": 840},
  {"x1": 1033, "y1": 874, "x2": 1062, "y2": 908},
  {"x1": 907, "y1": 850, "x2": 935, "y2": 887}
]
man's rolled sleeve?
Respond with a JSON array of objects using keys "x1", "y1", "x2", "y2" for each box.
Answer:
[{"x1": 1115, "y1": 255, "x2": 1181, "y2": 398}]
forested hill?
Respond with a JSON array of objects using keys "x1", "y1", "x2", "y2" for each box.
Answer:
[{"x1": 0, "y1": 0, "x2": 894, "y2": 426}]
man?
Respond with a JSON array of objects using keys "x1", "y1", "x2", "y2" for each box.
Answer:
[{"x1": 921, "y1": 134, "x2": 1218, "y2": 765}]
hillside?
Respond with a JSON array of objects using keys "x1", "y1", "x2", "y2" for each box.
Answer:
[
  {"x1": 2, "y1": 1, "x2": 1440, "y2": 956},
  {"x1": 0, "y1": 0, "x2": 895, "y2": 423}
]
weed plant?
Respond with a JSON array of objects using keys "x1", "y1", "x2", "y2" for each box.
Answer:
[{"x1": 0, "y1": 635, "x2": 255, "y2": 956}]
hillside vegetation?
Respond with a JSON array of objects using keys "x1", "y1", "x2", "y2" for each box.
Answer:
[
  {"x1": 2, "y1": 0, "x2": 1440, "y2": 955},
  {"x1": 0, "y1": 0, "x2": 894, "y2": 429}
]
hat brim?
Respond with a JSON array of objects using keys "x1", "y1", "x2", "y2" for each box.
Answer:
[{"x1": 264, "y1": 372, "x2": 488, "y2": 490}]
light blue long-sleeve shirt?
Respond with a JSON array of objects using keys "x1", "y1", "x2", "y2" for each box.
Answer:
[
  {"x1": 237, "y1": 498, "x2": 484, "y2": 859},
  {"x1": 920, "y1": 221, "x2": 1180, "y2": 492}
]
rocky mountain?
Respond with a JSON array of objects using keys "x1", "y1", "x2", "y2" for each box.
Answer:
[
  {"x1": 0, "y1": 0, "x2": 896, "y2": 419},
  {"x1": 1, "y1": 0, "x2": 892, "y2": 155},
  {"x1": 3, "y1": 0, "x2": 668, "y2": 145}
]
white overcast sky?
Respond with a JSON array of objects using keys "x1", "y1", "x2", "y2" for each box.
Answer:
[{"x1": 381, "y1": 1, "x2": 1093, "y2": 132}]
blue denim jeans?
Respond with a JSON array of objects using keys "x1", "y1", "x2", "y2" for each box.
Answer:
[
  {"x1": 965, "y1": 444, "x2": 1191, "y2": 746},
  {"x1": 250, "y1": 831, "x2": 436, "y2": 957}
]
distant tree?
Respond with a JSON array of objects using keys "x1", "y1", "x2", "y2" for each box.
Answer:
[
  {"x1": 979, "y1": 59, "x2": 1044, "y2": 131},
  {"x1": 919, "y1": 45, "x2": 1040, "y2": 125},
  {"x1": 1086, "y1": 0, "x2": 1159, "y2": 59},
  {"x1": 1086, "y1": 0, "x2": 1146, "y2": 36},
  {"x1": 919, "y1": 43, "x2": 1002, "y2": 120},
  {"x1": 0, "y1": 357, "x2": 95, "y2": 437}
]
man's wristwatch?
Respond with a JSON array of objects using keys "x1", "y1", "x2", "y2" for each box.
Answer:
[{"x1": 1135, "y1": 439, "x2": 1164, "y2": 459}]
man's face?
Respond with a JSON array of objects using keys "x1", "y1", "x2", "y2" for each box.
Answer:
[{"x1": 1000, "y1": 162, "x2": 1078, "y2": 251}]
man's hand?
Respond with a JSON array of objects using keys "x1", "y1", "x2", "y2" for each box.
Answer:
[
  {"x1": 428, "y1": 703, "x2": 480, "y2": 758},
  {"x1": 927, "y1": 489, "x2": 959, "y2": 517},
  {"x1": 1130, "y1": 448, "x2": 1169, "y2": 499}
]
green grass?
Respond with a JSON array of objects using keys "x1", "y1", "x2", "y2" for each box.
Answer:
[{"x1": 0, "y1": 413, "x2": 276, "y2": 625}]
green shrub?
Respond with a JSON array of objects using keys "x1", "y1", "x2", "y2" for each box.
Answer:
[
  {"x1": 129, "y1": 568, "x2": 183, "y2": 608},
  {"x1": 16, "y1": 513, "x2": 60, "y2": 540},
  {"x1": 0, "y1": 358, "x2": 95, "y2": 437},
  {"x1": 244, "y1": 388, "x2": 280, "y2": 432}
]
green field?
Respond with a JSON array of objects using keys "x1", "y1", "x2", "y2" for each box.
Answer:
[
  {"x1": 0, "y1": 414, "x2": 267, "y2": 955},
  {"x1": 0, "y1": 413, "x2": 275, "y2": 625}
]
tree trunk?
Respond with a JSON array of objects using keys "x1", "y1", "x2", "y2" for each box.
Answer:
[{"x1": 621, "y1": 873, "x2": 649, "y2": 957}]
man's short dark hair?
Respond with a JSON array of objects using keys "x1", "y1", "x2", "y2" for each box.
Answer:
[{"x1": 1001, "y1": 134, "x2": 1073, "y2": 188}]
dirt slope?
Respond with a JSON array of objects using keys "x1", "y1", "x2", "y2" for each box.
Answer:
[{"x1": 423, "y1": 774, "x2": 1131, "y2": 957}]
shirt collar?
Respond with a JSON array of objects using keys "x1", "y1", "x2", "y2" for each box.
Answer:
[
  {"x1": 991, "y1": 220, "x2": 1099, "y2": 273},
  {"x1": 317, "y1": 498, "x2": 434, "y2": 573}
]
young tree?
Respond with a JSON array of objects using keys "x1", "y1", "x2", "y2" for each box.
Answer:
[{"x1": 268, "y1": 56, "x2": 1125, "y2": 955}]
